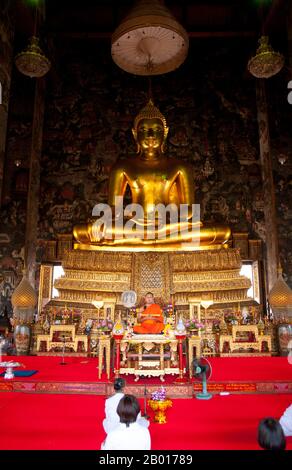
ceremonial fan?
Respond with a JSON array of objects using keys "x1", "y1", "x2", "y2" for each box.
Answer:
[{"x1": 193, "y1": 357, "x2": 212, "y2": 400}]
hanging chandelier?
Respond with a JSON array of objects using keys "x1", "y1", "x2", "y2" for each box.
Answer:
[
  {"x1": 248, "y1": 36, "x2": 284, "y2": 79},
  {"x1": 111, "y1": 0, "x2": 189, "y2": 76},
  {"x1": 15, "y1": 3, "x2": 51, "y2": 79},
  {"x1": 15, "y1": 36, "x2": 51, "y2": 78}
]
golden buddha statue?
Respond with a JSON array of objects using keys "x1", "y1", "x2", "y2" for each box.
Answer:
[{"x1": 73, "y1": 99, "x2": 230, "y2": 250}]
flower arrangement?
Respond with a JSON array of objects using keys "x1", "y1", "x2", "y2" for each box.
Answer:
[
  {"x1": 95, "y1": 319, "x2": 113, "y2": 331},
  {"x1": 151, "y1": 386, "x2": 166, "y2": 401},
  {"x1": 185, "y1": 319, "x2": 204, "y2": 330}
]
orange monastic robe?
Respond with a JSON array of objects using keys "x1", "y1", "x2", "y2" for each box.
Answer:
[{"x1": 133, "y1": 304, "x2": 164, "y2": 334}]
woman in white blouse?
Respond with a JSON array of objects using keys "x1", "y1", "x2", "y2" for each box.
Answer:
[
  {"x1": 103, "y1": 378, "x2": 126, "y2": 434},
  {"x1": 101, "y1": 395, "x2": 151, "y2": 450},
  {"x1": 103, "y1": 378, "x2": 149, "y2": 434}
]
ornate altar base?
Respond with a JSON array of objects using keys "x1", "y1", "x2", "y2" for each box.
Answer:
[
  {"x1": 34, "y1": 246, "x2": 275, "y2": 359},
  {"x1": 1, "y1": 356, "x2": 291, "y2": 397},
  {"x1": 50, "y1": 247, "x2": 250, "y2": 306}
]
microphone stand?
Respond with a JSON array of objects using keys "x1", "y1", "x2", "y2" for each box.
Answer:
[
  {"x1": 60, "y1": 335, "x2": 67, "y2": 365},
  {"x1": 142, "y1": 385, "x2": 150, "y2": 419}
]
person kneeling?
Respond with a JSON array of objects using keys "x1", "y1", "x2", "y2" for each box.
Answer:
[
  {"x1": 101, "y1": 395, "x2": 151, "y2": 450},
  {"x1": 103, "y1": 378, "x2": 149, "y2": 434}
]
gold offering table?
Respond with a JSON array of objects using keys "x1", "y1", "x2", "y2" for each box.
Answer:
[
  {"x1": 119, "y1": 335, "x2": 179, "y2": 382},
  {"x1": 219, "y1": 325, "x2": 272, "y2": 355},
  {"x1": 36, "y1": 325, "x2": 88, "y2": 353}
]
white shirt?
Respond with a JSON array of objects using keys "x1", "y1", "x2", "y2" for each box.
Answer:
[
  {"x1": 279, "y1": 404, "x2": 292, "y2": 436},
  {"x1": 103, "y1": 392, "x2": 124, "y2": 434},
  {"x1": 103, "y1": 392, "x2": 149, "y2": 434},
  {"x1": 101, "y1": 422, "x2": 151, "y2": 450}
]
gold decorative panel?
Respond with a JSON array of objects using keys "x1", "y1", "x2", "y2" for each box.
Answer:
[
  {"x1": 132, "y1": 252, "x2": 171, "y2": 303},
  {"x1": 44, "y1": 241, "x2": 57, "y2": 262},
  {"x1": 57, "y1": 234, "x2": 73, "y2": 260},
  {"x1": 38, "y1": 264, "x2": 53, "y2": 314}
]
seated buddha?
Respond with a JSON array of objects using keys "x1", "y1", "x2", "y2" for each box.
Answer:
[
  {"x1": 133, "y1": 292, "x2": 164, "y2": 335},
  {"x1": 73, "y1": 99, "x2": 230, "y2": 248}
]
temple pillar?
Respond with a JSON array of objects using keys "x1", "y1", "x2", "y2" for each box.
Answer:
[
  {"x1": 25, "y1": 78, "x2": 46, "y2": 288},
  {"x1": 256, "y1": 80, "x2": 278, "y2": 292},
  {"x1": 0, "y1": 2, "x2": 14, "y2": 204}
]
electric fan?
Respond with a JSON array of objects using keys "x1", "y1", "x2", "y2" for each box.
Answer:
[{"x1": 193, "y1": 357, "x2": 212, "y2": 400}]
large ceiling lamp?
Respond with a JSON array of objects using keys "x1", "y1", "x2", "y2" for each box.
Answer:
[
  {"x1": 248, "y1": 36, "x2": 284, "y2": 79},
  {"x1": 15, "y1": 36, "x2": 51, "y2": 78},
  {"x1": 111, "y1": 0, "x2": 189, "y2": 76},
  {"x1": 15, "y1": 3, "x2": 51, "y2": 78}
]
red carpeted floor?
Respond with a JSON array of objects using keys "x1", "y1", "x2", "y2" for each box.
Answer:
[
  {"x1": 0, "y1": 355, "x2": 291, "y2": 383},
  {"x1": 0, "y1": 392, "x2": 291, "y2": 450}
]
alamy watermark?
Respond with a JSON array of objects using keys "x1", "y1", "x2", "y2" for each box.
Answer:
[{"x1": 92, "y1": 196, "x2": 201, "y2": 246}]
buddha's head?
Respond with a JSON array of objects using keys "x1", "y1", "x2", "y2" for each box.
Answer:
[{"x1": 132, "y1": 99, "x2": 169, "y2": 157}]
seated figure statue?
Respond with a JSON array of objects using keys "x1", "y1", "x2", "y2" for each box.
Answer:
[
  {"x1": 73, "y1": 99, "x2": 230, "y2": 248},
  {"x1": 133, "y1": 292, "x2": 164, "y2": 335}
]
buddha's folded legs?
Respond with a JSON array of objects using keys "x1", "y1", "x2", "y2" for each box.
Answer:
[{"x1": 73, "y1": 222, "x2": 231, "y2": 247}]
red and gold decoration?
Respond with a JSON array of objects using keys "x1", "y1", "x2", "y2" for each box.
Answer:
[
  {"x1": 148, "y1": 387, "x2": 172, "y2": 424},
  {"x1": 175, "y1": 317, "x2": 187, "y2": 383},
  {"x1": 112, "y1": 317, "x2": 125, "y2": 377}
]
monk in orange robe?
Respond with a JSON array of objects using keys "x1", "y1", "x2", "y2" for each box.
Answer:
[{"x1": 133, "y1": 292, "x2": 164, "y2": 334}]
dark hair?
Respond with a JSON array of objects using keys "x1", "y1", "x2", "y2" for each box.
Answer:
[
  {"x1": 117, "y1": 394, "x2": 140, "y2": 427},
  {"x1": 258, "y1": 417, "x2": 286, "y2": 450},
  {"x1": 114, "y1": 377, "x2": 125, "y2": 392},
  {"x1": 145, "y1": 292, "x2": 154, "y2": 297}
]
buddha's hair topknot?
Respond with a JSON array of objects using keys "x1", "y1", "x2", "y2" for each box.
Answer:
[{"x1": 133, "y1": 99, "x2": 167, "y2": 131}]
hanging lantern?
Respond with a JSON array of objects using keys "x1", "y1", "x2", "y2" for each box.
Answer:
[
  {"x1": 11, "y1": 272, "x2": 37, "y2": 311},
  {"x1": 269, "y1": 267, "x2": 292, "y2": 319},
  {"x1": 111, "y1": 0, "x2": 189, "y2": 76},
  {"x1": 11, "y1": 271, "x2": 37, "y2": 355},
  {"x1": 15, "y1": 36, "x2": 51, "y2": 78},
  {"x1": 248, "y1": 36, "x2": 284, "y2": 79}
]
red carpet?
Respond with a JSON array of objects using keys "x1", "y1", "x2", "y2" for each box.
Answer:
[
  {"x1": 0, "y1": 392, "x2": 291, "y2": 450},
  {"x1": 0, "y1": 355, "x2": 291, "y2": 383}
]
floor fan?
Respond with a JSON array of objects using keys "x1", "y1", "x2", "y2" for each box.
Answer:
[{"x1": 193, "y1": 357, "x2": 212, "y2": 400}]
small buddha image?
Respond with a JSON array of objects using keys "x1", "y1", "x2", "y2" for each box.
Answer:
[
  {"x1": 169, "y1": 126, "x2": 189, "y2": 158},
  {"x1": 133, "y1": 292, "x2": 164, "y2": 335}
]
